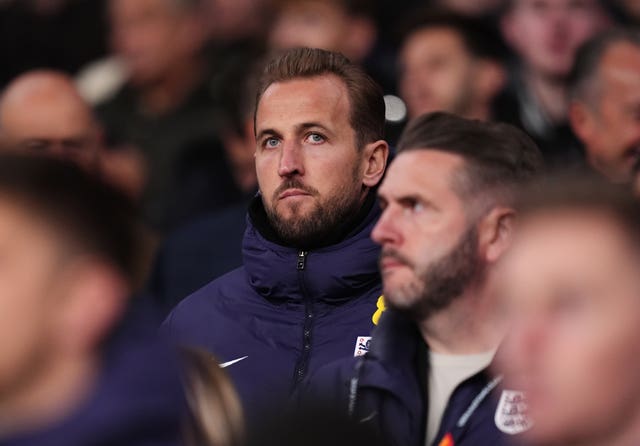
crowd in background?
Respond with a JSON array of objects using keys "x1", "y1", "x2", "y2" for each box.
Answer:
[{"x1": 2, "y1": 0, "x2": 640, "y2": 445}]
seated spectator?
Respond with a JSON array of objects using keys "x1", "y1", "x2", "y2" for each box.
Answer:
[
  {"x1": 0, "y1": 69, "x2": 146, "y2": 200},
  {"x1": 303, "y1": 113, "x2": 541, "y2": 446},
  {"x1": 499, "y1": 0, "x2": 610, "y2": 167},
  {"x1": 568, "y1": 29, "x2": 640, "y2": 183},
  {"x1": 0, "y1": 70, "x2": 101, "y2": 170},
  {"x1": 163, "y1": 48, "x2": 389, "y2": 422},
  {"x1": 397, "y1": 10, "x2": 507, "y2": 122},
  {"x1": 97, "y1": 0, "x2": 239, "y2": 231},
  {"x1": 497, "y1": 173, "x2": 640, "y2": 446},
  {"x1": 0, "y1": 154, "x2": 184, "y2": 445},
  {"x1": 268, "y1": 0, "x2": 395, "y2": 94}
]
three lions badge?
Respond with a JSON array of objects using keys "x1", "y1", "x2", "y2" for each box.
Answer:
[{"x1": 494, "y1": 390, "x2": 533, "y2": 435}]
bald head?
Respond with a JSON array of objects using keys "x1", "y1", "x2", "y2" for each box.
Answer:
[{"x1": 0, "y1": 70, "x2": 101, "y2": 169}]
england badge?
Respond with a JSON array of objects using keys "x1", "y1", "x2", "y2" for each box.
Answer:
[{"x1": 494, "y1": 390, "x2": 533, "y2": 435}]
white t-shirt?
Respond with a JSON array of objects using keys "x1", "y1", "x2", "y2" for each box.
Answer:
[{"x1": 425, "y1": 350, "x2": 496, "y2": 446}]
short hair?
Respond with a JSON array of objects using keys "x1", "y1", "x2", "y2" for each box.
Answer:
[
  {"x1": 0, "y1": 154, "x2": 141, "y2": 286},
  {"x1": 517, "y1": 171, "x2": 640, "y2": 250},
  {"x1": 397, "y1": 112, "x2": 543, "y2": 208},
  {"x1": 399, "y1": 9, "x2": 508, "y2": 63},
  {"x1": 254, "y1": 47, "x2": 385, "y2": 150},
  {"x1": 569, "y1": 28, "x2": 640, "y2": 104}
]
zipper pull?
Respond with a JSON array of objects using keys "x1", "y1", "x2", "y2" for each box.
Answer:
[{"x1": 297, "y1": 250, "x2": 308, "y2": 270}]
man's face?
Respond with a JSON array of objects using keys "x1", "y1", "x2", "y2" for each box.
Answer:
[
  {"x1": 503, "y1": 0, "x2": 607, "y2": 78},
  {"x1": 399, "y1": 28, "x2": 476, "y2": 119},
  {"x1": 269, "y1": 1, "x2": 352, "y2": 56},
  {"x1": 0, "y1": 89, "x2": 100, "y2": 169},
  {"x1": 372, "y1": 150, "x2": 483, "y2": 318},
  {"x1": 109, "y1": 0, "x2": 202, "y2": 86},
  {"x1": 0, "y1": 199, "x2": 64, "y2": 400},
  {"x1": 254, "y1": 75, "x2": 366, "y2": 247},
  {"x1": 576, "y1": 42, "x2": 640, "y2": 183},
  {"x1": 497, "y1": 211, "x2": 640, "y2": 444}
]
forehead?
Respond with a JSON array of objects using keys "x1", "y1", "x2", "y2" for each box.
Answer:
[
  {"x1": 380, "y1": 150, "x2": 465, "y2": 198},
  {"x1": 402, "y1": 27, "x2": 468, "y2": 58},
  {"x1": 600, "y1": 42, "x2": 640, "y2": 84},
  {"x1": 255, "y1": 75, "x2": 351, "y2": 131},
  {"x1": 508, "y1": 210, "x2": 638, "y2": 285}
]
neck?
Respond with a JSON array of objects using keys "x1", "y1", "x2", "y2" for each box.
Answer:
[
  {"x1": 523, "y1": 69, "x2": 569, "y2": 124},
  {"x1": 419, "y1": 281, "x2": 506, "y2": 355},
  {"x1": 565, "y1": 409, "x2": 640, "y2": 446},
  {"x1": 465, "y1": 102, "x2": 493, "y2": 123},
  {"x1": 137, "y1": 58, "x2": 205, "y2": 116},
  {"x1": 0, "y1": 355, "x2": 98, "y2": 437}
]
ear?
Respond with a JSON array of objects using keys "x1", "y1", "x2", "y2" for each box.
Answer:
[
  {"x1": 344, "y1": 17, "x2": 377, "y2": 63},
  {"x1": 361, "y1": 140, "x2": 389, "y2": 188},
  {"x1": 52, "y1": 260, "x2": 129, "y2": 356},
  {"x1": 477, "y1": 207, "x2": 516, "y2": 264},
  {"x1": 474, "y1": 60, "x2": 506, "y2": 104},
  {"x1": 568, "y1": 101, "x2": 597, "y2": 145}
]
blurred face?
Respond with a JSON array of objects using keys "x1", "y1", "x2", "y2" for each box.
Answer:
[
  {"x1": 576, "y1": 42, "x2": 640, "y2": 183},
  {"x1": 269, "y1": 2, "x2": 352, "y2": 55},
  {"x1": 0, "y1": 199, "x2": 64, "y2": 400},
  {"x1": 109, "y1": 0, "x2": 203, "y2": 85},
  {"x1": 372, "y1": 151, "x2": 484, "y2": 318},
  {"x1": 399, "y1": 28, "x2": 477, "y2": 119},
  {"x1": 497, "y1": 211, "x2": 640, "y2": 445},
  {"x1": 255, "y1": 75, "x2": 367, "y2": 247},
  {"x1": 503, "y1": 0, "x2": 607, "y2": 78},
  {"x1": 0, "y1": 89, "x2": 100, "y2": 169}
]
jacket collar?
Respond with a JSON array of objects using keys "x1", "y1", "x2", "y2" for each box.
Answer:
[{"x1": 242, "y1": 195, "x2": 382, "y2": 304}]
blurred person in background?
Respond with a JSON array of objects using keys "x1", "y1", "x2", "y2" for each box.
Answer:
[
  {"x1": 303, "y1": 113, "x2": 542, "y2": 446},
  {"x1": 431, "y1": 0, "x2": 506, "y2": 17},
  {"x1": 268, "y1": 0, "x2": 396, "y2": 94},
  {"x1": 568, "y1": 29, "x2": 640, "y2": 184},
  {"x1": 497, "y1": 173, "x2": 640, "y2": 446},
  {"x1": 163, "y1": 48, "x2": 389, "y2": 422},
  {"x1": 499, "y1": 0, "x2": 611, "y2": 168},
  {"x1": 397, "y1": 10, "x2": 507, "y2": 122},
  {"x1": 181, "y1": 348, "x2": 244, "y2": 446},
  {"x1": 0, "y1": 70, "x2": 145, "y2": 199},
  {"x1": 97, "y1": 0, "x2": 244, "y2": 231},
  {"x1": 0, "y1": 154, "x2": 184, "y2": 446}
]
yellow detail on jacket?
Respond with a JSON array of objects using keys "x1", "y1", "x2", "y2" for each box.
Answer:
[{"x1": 372, "y1": 296, "x2": 386, "y2": 325}]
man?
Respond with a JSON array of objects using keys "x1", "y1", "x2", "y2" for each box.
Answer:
[
  {"x1": 268, "y1": 0, "x2": 395, "y2": 93},
  {"x1": 304, "y1": 112, "x2": 542, "y2": 446},
  {"x1": 568, "y1": 29, "x2": 640, "y2": 184},
  {"x1": 499, "y1": 0, "x2": 610, "y2": 167},
  {"x1": 163, "y1": 48, "x2": 389, "y2": 419},
  {"x1": 496, "y1": 174, "x2": 640, "y2": 445},
  {"x1": 398, "y1": 11, "x2": 507, "y2": 122},
  {"x1": 0, "y1": 154, "x2": 184, "y2": 445},
  {"x1": 0, "y1": 70, "x2": 101, "y2": 169},
  {"x1": 98, "y1": 0, "x2": 236, "y2": 231}
]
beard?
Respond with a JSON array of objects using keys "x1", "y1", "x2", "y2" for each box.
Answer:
[
  {"x1": 383, "y1": 224, "x2": 485, "y2": 320},
  {"x1": 263, "y1": 168, "x2": 363, "y2": 249}
]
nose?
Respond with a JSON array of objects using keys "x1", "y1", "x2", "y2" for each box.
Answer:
[
  {"x1": 277, "y1": 141, "x2": 304, "y2": 178},
  {"x1": 371, "y1": 205, "x2": 402, "y2": 247}
]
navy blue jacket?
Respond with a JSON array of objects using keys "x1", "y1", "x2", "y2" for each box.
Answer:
[
  {"x1": 303, "y1": 310, "x2": 527, "y2": 446},
  {"x1": 163, "y1": 199, "x2": 383, "y2": 421},
  {"x1": 1, "y1": 300, "x2": 185, "y2": 446}
]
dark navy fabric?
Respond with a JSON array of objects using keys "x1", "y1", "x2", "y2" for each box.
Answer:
[
  {"x1": 1, "y1": 299, "x2": 186, "y2": 446},
  {"x1": 303, "y1": 310, "x2": 519, "y2": 446},
  {"x1": 163, "y1": 200, "x2": 383, "y2": 422},
  {"x1": 148, "y1": 203, "x2": 248, "y2": 316}
]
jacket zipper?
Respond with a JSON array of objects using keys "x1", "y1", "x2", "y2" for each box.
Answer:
[{"x1": 292, "y1": 250, "x2": 313, "y2": 388}]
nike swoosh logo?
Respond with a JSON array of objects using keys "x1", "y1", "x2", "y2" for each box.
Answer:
[{"x1": 220, "y1": 356, "x2": 248, "y2": 368}]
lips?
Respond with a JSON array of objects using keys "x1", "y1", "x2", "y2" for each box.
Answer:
[
  {"x1": 379, "y1": 256, "x2": 406, "y2": 271},
  {"x1": 279, "y1": 189, "x2": 311, "y2": 200}
]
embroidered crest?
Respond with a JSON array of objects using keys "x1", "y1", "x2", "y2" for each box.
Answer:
[
  {"x1": 353, "y1": 336, "x2": 371, "y2": 357},
  {"x1": 494, "y1": 390, "x2": 533, "y2": 435}
]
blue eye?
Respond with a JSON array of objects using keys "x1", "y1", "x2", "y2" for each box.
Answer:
[
  {"x1": 265, "y1": 138, "x2": 280, "y2": 149},
  {"x1": 306, "y1": 133, "x2": 325, "y2": 144}
]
